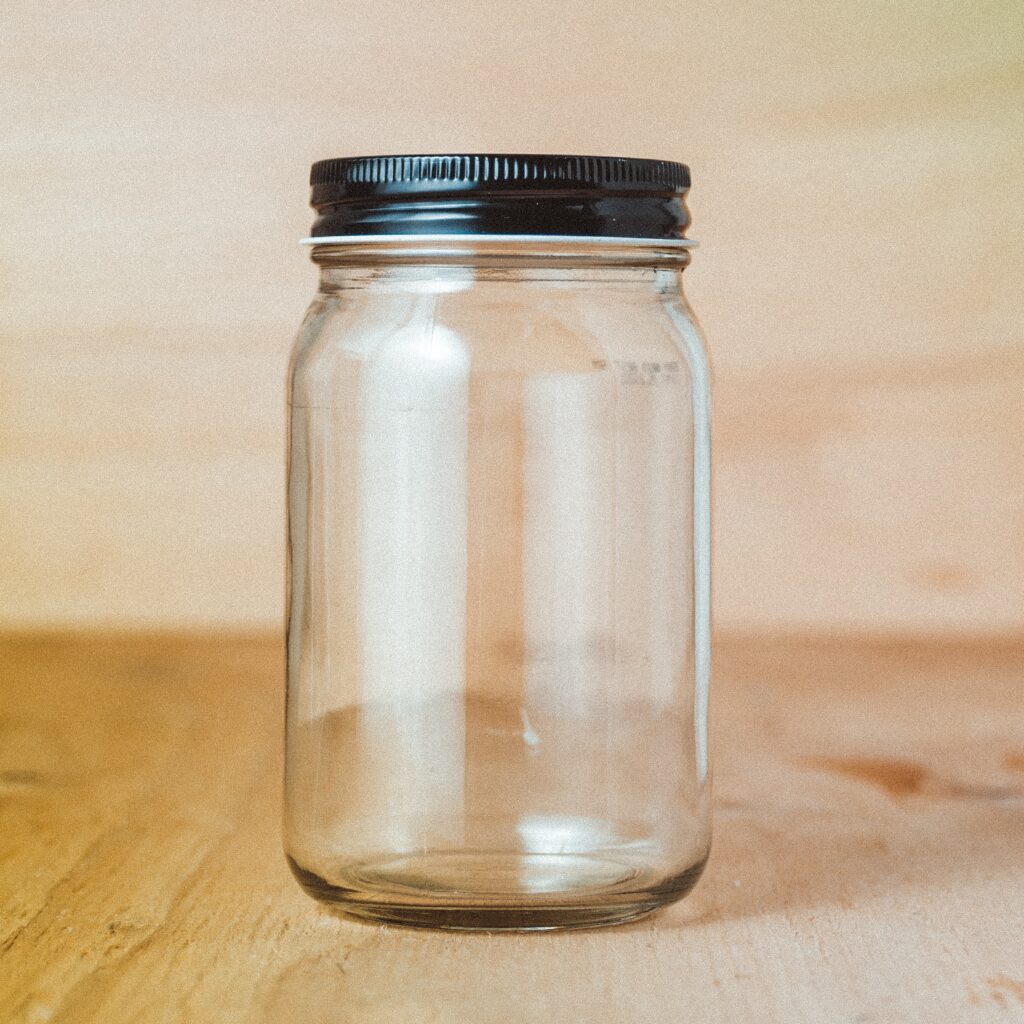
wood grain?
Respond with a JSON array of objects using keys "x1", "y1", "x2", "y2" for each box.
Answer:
[
  {"x1": 2, "y1": 0, "x2": 1023, "y2": 633},
  {"x1": 1, "y1": 633, "x2": 1023, "y2": 1023}
]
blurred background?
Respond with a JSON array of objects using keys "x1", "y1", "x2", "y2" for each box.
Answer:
[{"x1": 2, "y1": 0, "x2": 1022, "y2": 639}]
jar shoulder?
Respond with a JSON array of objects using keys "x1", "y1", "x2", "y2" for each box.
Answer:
[{"x1": 289, "y1": 279, "x2": 709, "y2": 396}]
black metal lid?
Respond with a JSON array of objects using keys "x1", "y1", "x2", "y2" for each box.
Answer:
[{"x1": 307, "y1": 154, "x2": 691, "y2": 242}]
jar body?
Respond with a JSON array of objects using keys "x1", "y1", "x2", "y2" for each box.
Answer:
[{"x1": 284, "y1": 243, "x2": 711, "y2": 930}]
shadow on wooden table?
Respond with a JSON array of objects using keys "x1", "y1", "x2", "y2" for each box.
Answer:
[
  {"x1": 655, "y1": 782, "x2": 1024, "y2": 928},
  {"x1": 263, "y1": 634, "x2": 1024, "y2": 1022},
  {"x1": 261, "y1": 782, "x2": 1024, "y2": 1024}
]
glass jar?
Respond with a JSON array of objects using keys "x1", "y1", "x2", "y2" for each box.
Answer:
[{"x1": 284, "y1": 154, "x2": 711, "y2": 930}]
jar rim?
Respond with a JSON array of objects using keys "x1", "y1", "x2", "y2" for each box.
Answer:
[{"x1": 299, "y1": 233, "x2": 698, "y2": 249}]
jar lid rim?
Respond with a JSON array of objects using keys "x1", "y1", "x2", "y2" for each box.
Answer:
[
  {"x1": 310, "y1": 154, "x2": 690, "y2": 192},
  {"x1": 308, "y1": 154, "x2": 693, "y2": 242}
]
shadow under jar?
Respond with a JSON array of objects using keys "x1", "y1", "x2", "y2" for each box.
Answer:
[{"x1": 284, "y1": 154, "x2": 712, "y2": 931}]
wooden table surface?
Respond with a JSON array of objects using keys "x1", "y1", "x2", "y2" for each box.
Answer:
[{"x1": 1, "y1": 633, "x2": 1022, "y2": 1023}]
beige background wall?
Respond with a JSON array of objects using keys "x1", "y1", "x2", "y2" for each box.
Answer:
[{"x1": 2, "y1": 0, "x2": 1022, "y2": 635}]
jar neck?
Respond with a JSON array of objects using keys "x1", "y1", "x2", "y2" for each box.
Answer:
[{"x1": 309, "y1": 236, "x2": 691, "y2": 271}]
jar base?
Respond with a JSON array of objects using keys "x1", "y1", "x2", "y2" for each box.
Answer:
[{"x1": 286, "y1": 851, "x2": 707, "y2": 932}]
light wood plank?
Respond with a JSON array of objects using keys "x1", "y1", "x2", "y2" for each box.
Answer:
[{"x1": 1, "y1": 0, "x2": 1023, "y2": 633}]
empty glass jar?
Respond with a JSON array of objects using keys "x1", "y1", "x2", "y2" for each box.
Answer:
[{"x1": 284, "y1": 154, "x2": 711, "y2": 930}]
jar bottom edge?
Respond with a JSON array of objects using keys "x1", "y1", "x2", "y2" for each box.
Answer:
[{"x1": 286, "y1": 851, "x2": 708, "y2": 932}]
